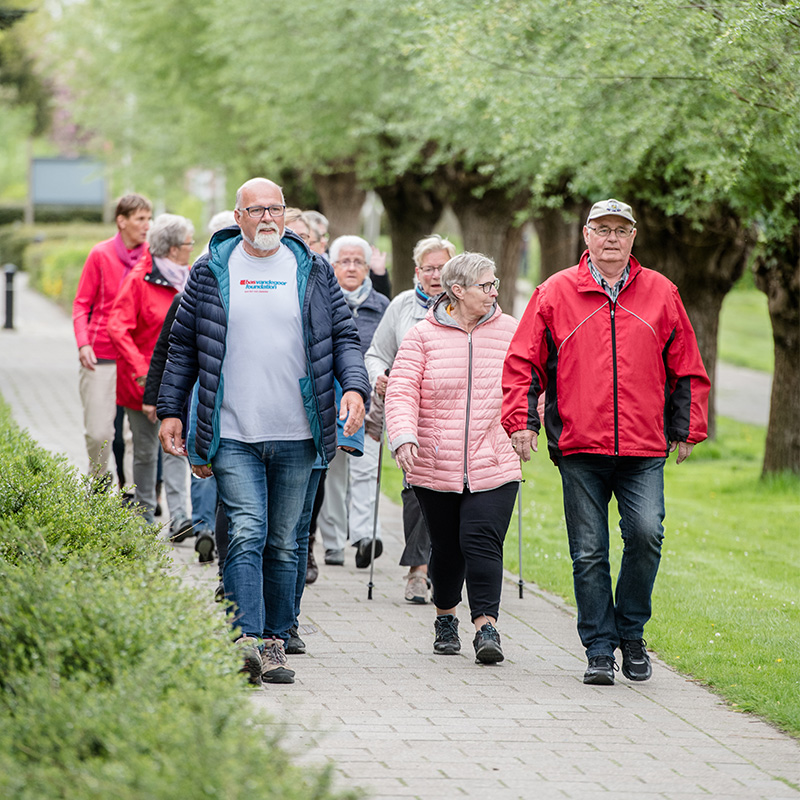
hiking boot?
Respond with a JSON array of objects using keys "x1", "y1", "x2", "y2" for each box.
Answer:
[
  {"x1": 620, "y1": 638, "x2": 652, "y2": 681},
  {"x1": 433, "y1": 614, "x2": 461, "y2": 655},
  {"x1": 473, "y1": 622, "x2": 504, "y2": 664},
  {"x1": 306, "y1": 543, "x2": 319, "y2": 584},
  {"x1": 235, "y1": 636, "x2": 262, "y2": 686},
  {"x1": 195, "y1": 528, "x2": 215, "y2": 563},
  {"x1": 285, "y1": 626, "x2": 306, "y2": 655},
  {"x1": 355, "y1": 538, "x2": 383, "y2": 569},
  {"x1": 404, "y1": 570, "x2": 429, "y2": 604},
  {"x1": 324, "y1": 548, "x2": 344, "y2": 566},
  {"x1": 261, "y1": 638, "x2": 295, "y2": 684},
  {"x1": 169, "y1": 516, "x2": 194, "y2": 543},
  {"x1": 583, "y1": 654, "x2": 617, "y2": 685},
  {"x1": 213, "y1": 579, "x2": 225, "y2": 603}
]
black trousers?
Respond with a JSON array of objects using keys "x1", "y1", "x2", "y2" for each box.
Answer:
[{"x1": 414, "y1": 482, "x2": 518, "y2": 622}]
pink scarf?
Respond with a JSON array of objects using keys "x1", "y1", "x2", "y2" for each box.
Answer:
[{"x1": 113, "y1": 232, "x2": 146, "y2": 275}]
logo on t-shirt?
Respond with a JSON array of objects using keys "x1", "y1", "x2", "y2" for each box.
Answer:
[{"x1": 240, "y1": 279, "x2": 288, "y2": 293}]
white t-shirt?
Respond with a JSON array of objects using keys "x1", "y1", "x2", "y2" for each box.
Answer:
[{"x1": 220, "y1": 242, "x2": 312, "y2": 442}]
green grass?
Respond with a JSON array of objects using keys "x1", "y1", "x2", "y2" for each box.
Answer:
[
  {"x1": 380, "y1": 417, "x2": 800, "y2": 737},
  {"x1": 718, "y1": 285, "x2": 773, "y2": 372}
]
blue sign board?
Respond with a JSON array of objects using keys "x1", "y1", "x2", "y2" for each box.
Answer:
[{"x1": 31, "y1": 158, "x2": 105, "y2": 206}]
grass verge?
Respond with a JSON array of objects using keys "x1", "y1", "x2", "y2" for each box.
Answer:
[{"x1": 380, "y1": 416, "x2": 799, "y2": 737}]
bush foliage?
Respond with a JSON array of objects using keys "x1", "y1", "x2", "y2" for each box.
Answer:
[{"x1": 0, "y1": 403, "x2": 360, "y2": 800}]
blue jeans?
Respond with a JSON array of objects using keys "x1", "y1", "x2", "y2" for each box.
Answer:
[
  {"x1": 291, "y1": 468, "x2": 323, "y2": 628},
  {"x1": 212, "y1": 438, "x2": 316, "y2": 643},
  {"x1": 191, "y1": 472, "x2": 218, "y2": 530},
  {"x1": 558, "y1": 455, "x2": 666, "y2": 659}
]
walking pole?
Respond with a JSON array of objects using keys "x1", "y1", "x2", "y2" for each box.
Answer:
[
  {"x1": 367, "y1": 424, "x2": 384, "y2": 600},
  {"x1": 517, "y1": 479, "x2": 525, "y2": 599}
]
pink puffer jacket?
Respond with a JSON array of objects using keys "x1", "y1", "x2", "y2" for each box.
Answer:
[{"x1": 385, "y1": 296, "x2": 521, "y2": 493}]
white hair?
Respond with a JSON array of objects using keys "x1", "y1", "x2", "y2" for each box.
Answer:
[{"x1": 329, "y1": 235, "x2": 371, "y2": 265}]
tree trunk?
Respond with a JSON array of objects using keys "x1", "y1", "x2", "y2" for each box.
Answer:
[
  {"x1": 753, "y1": 201, "x2": 800, "y2": 475},
  {"x1": 312, "y1": 171, "x2": 366, "y2": 241},
  {"x1": 632, "y1": 202, "x2": 753, "y2": 440},
  {"x1": 374, "y1": 174, "x2": 445, "y2": 295},
  {"x1": 532, "y1": 203, "x2": 584, "y2": 283},
  {"x1": 448, "y1": 181, "x2": 530, "y2": 315}
]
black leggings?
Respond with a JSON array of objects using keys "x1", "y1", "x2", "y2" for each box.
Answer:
[{"x1": 413, "y1": 482, "x2": 518, "y2": 622}]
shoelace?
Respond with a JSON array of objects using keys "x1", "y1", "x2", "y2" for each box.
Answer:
[
  {"x1": 621, "y1": 639, "x2": 647, "y2": 661},
  {"x1": 263, "y1": 641, "x2": 288, "y2": 666}
]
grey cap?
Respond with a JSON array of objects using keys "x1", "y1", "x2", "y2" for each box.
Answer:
[{"x1": 586, "y1": 199, "x2": 636, "y2": 225}]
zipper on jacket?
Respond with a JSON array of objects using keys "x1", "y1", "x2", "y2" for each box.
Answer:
[
  {"x1": 463, "y1": 332, "x2": 474, "y2": 488},
  {"x1": 610, "y1": 302, "x2": 619, "y2": 455}
]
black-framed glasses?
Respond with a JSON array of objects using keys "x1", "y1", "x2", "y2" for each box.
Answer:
[
  {"x1": 241, "y1": 204, "x2": 286, "y2": 219},
  {"x1": 472, "y1": 279, "x2": 500, "y2": 293},
  {"x1": 587, "y1": 225, "x2": 634, "y2": 238}
]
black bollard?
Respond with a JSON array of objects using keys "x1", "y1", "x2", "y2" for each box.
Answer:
[{"x1": 4, "y1": 263, "x2": 17, "y2": 330}]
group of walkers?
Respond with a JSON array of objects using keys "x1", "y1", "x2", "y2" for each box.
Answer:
[{"x1": 73, "y1": 179, "x2": 710, "y2": 688}]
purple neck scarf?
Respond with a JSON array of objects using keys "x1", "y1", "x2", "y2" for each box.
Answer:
[{"x1": 114, "y1": 233, "x2": 146, "y2": 275}]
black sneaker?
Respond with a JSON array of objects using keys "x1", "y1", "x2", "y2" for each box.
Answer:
[
  {"x1": 213, "y1": 579, "x2": 225, "y2": 603},
  {"x1": 473, "y1": 622, "x2": 504, "y2": 664},
  {"x1": 261, "y1": 638, "x2": 295, "y2": 684},
  {"x1": 195, "y1": 529, "x2": 215, "y2": 563},
  {"x1": 285, "y1": 625, "x2": 306, "y2": 655},
  {"x1": 169, "y1": 517, "x2": 194, "y2": 543},
  {"x1": 620, "y1": 638, "x2": 652, "y2": 681},
  {"x1": 355, "y1": 538, "x2": 383, "y2": 569},
  {"x1": 583, "y1": 654, "x2": 617, "y2": 685},
  {"x1": 433, "y1": 614, "x2": 461, "y2": 655}
]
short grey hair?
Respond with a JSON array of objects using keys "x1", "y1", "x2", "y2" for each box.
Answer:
[
  {"x1": 413, "y1": 234, "x2": 456, "y2": 268},
  {"x1": 441, "y1": 252, "x2": 496, "y2": 304},
  {"x1": 147, "y1": 213, "x2": 194, "y2": 258},
  {"x1": 329, "y1": 235, "x2": 371, "y2": 265}
]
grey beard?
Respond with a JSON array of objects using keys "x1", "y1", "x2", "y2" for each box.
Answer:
[{"x1": 244, "y1": 229, "x2": 280, "y2": 252}]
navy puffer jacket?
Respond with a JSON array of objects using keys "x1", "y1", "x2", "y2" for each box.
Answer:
[{"x1": 157, "y1": 227, "x2": 370, "y2": 466}]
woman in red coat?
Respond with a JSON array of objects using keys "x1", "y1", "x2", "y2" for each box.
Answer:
[{"x1": 108, "y1": 213, "x2": 195, "y2": 529}]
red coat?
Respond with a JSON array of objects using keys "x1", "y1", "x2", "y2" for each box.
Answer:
[
  {"x1": 502, "y1": 252, "x2": 709, "y2": 461},
  {"x1": 72, "y1": 236, "x2": 136, "y2": 359},
  {"x1": 107, "y1": 253, "x2": 178, "y2": 410}
]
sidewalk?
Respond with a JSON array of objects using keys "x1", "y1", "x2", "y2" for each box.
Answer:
[{"x1": 1, "y1": 274, "x2": 798, "y2": 800}]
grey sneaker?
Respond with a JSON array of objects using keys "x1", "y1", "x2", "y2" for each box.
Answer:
[
  {"x1": 433, "y1": 614, "x2": 461, "y2": 655},
  {"x1": 261, "y1": 638, "x2": 295, "y2": 684},
  {"x1": 324, "y1": 548, "x2": 345, "y2": 566},
  {"x1": 235, "y1": 636, "x2": 262, "y2": 686},
  {"x1": 404, "y1": 571, "x2": 429, "y2": 604},
  {"x1": 473, "y1": 622, "x2": 504, "y2": 664}
]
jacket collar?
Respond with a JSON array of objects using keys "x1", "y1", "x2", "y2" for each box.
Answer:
[
  {"x1": 576, "y1": 249, "x2": 642, "y2": 293},
  {"x1": 430, "y1": 292, "x2": 500, "y2": 329}
]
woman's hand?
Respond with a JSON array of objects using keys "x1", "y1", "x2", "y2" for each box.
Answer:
[{"x1": 395, "y1": 442, "x2": 418, "y2": 473}]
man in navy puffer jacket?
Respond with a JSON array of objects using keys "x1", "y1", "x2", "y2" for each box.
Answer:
[{"x1": 157, "y1": 178, "x2": 369, "y2": 686}]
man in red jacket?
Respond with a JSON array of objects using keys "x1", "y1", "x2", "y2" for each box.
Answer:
[
  {"x1": 72, "y1": 194, "x2": 152, "y2": 484},
  {"x1": 502, "y1": 198, "x2": 710, "y2": 686}
]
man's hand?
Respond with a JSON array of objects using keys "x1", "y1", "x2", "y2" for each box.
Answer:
[
  {"x1": 670, "y1": 440, "x2": 694, "y2": 464},
  {"x1": 78, "y1": 345, "x2": 97, "y2": 370},
  {"x1": 375, "y1": 372, "x2": 389, "y2": 399},
  {"x1": 395, "y1": 442, "x2": 418, "y2": 473},
  {"x1": 339, "y1": 391, "x2": 365, "y2": 437},
  {"x1": 159, "y1": 417, "x2": 186, "y2": 457},
  {"x1": 191, "y1": 464, "x2": 213, "y2": 479},
  {"x1": 142, "y1": 403, "x2": 158, "y2": 424},
  {"x1": 370, "y1": 248, "x2": 388, "y2": 276},
  {"x1": 510, "y1": 429, "x2": 538, "y2": 462},
  {"x1": 135, "y1": 375, "x2": 147, "y2": 388}
]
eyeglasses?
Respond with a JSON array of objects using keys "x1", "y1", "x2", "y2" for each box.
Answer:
[
  {"x1": 471, "y1": 279, "x2": 500, "y2": 293},
  {"x1": 587, "y1": 225, "x2": 635, "y2": 238},
  {"x1": 418, "y1": 265, "x2": 445, "y2": 275},
  {"x1": 335, "y1": 259, "x2": 367, "y2": 268},
  {"x1": 241, "y1": 205, "x2": 286, "y2": 219},
  {"x1": 181, "y1": 240, "x2": 195, "y2": 247}
]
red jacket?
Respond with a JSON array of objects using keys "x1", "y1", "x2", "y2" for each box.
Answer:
[
  {"x1": 502, "y1": 252, "x2": 709, "y2": 462},
  {"x1": 107, "y1": 253, "x2": 178, "y2": 410},
  {"x1": 72, "y1": 236, "x2": 140, "y2": 359}
]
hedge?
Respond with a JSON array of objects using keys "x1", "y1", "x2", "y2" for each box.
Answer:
[{"x1": 0, "y1": 403, "x2": 360, "y2": 800}]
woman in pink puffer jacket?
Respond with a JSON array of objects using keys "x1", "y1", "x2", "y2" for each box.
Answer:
[{"x1": 385, "y1": 252, "x2": 521, "y2": 665}]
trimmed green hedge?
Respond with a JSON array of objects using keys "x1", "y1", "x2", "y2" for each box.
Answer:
[{"x1": 0, "y1": 404, "x2": 360, "y2": 800}]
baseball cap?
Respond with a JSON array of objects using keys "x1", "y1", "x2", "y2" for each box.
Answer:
[{"x1": 586, "y1": 199, "x2": 636, "y2": 225}]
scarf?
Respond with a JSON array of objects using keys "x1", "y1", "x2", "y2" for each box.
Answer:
[
  {"x1": 341, "y1": 275, "x2": 373, "y2": 311},
  {"x1": 113, "y1": 232, "x2": 145, "y2": 275},
  {"x1": 154, "y1": 256, "x2": 190, "y2": 292},
  {"x1": 415, "y1": 283, "x2": 436, "y2": 309}
]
